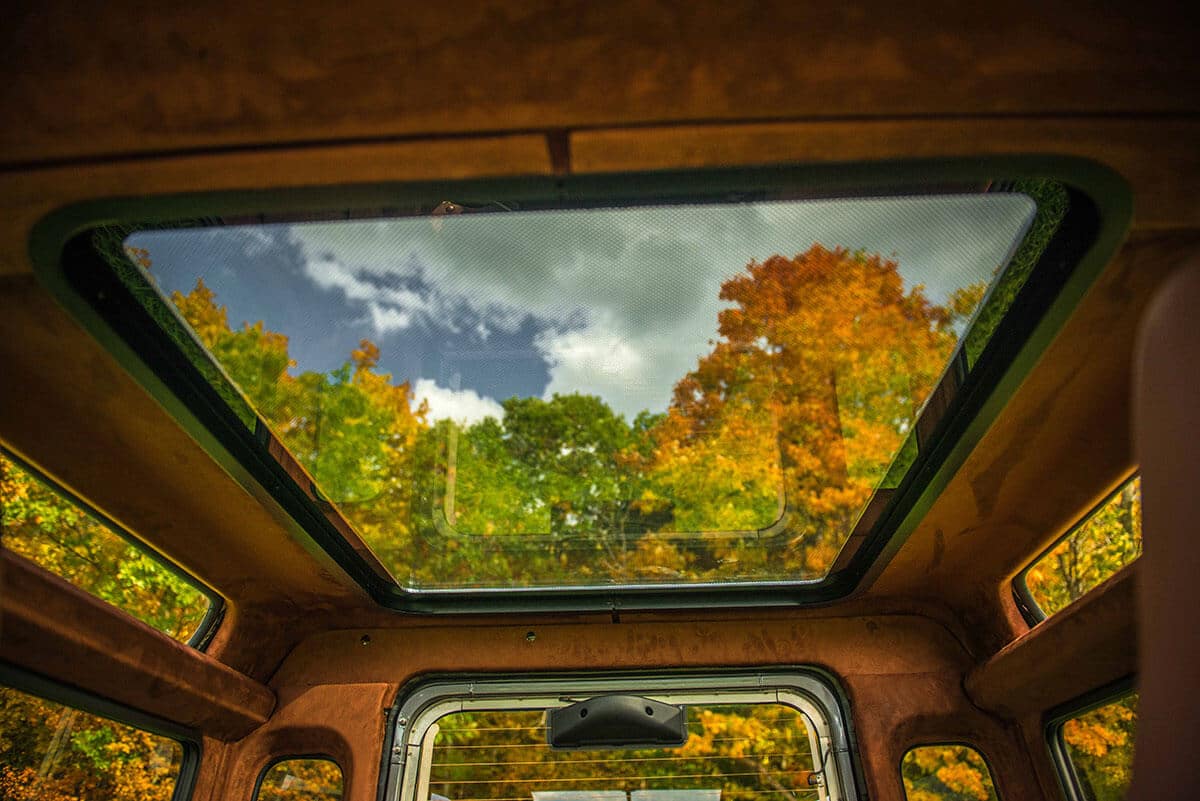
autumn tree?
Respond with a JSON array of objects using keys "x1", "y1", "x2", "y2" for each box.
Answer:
[
  {"x1": 901, "y1": 745, "x2": 998, "y2": 801},
  {"x1": 652, "y1": 245, "x2": 971, "y2": 577}
]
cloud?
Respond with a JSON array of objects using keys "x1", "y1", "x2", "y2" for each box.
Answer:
[
  {"x1": 535, "y1": 324, "x2": 651, "y2": 413},
  {"x1": 533, "y1": 319, "x2": 710, "y2": 418},
  {"x1": 368, "y1": 303, "x2": 412, "y2": 334},
  {"x1": 304, "y1": 254, "x2": 438, "y2": 337},
  {"x1": 413, "y1": 379, "x2": 504, "y2": 425},
  {"x1": 285, "y1": 194, "x2": 1036, "y2": 415}
]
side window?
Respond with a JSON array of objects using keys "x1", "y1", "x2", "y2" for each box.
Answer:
[
  {"x1": 255, "y1": 758, "x2": 344, "y2": 800},
  {"x1": 1055, "y1": 692, "x2": 1137, "y2": 801},
  {"x1": 901, "y1": 744, "x2": 999, "y2": 801},
  {"x1": 1019, "y1": 476, "x2": 1141, "y2": 619},
  {"x1": 0, "y1": 683, "x2": 187, "y2": 801},
  {"x1": 0, "y1": 453, "x2": 216, "y2": 643}
]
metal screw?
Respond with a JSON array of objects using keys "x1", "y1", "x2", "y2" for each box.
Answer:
[
  {"x1": 525, "y1": 630, "x2": 537, "y2": 643},
  {"x1": 398, "y1": 717, "x2": 408, "y2": 727},
  {"x1": 360, "y1": 634, "x2": 371, "y2": 646}
]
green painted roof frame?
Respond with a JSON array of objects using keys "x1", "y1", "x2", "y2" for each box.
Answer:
[{"x1": 28, "y1": 156, "x2": 1131, "y2": 614}]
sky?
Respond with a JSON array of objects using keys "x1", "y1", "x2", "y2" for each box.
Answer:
[{"x1": 129, "y1": 193, "x2": 1035, "y2": 424}]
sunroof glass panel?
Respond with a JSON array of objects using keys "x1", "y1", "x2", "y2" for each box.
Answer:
[{"x1": 121, "y1": 192, "x2": 1035, "y2": 590}]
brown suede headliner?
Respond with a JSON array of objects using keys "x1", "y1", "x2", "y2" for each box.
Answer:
[{"x1": 1, "y1": 3, "x2": 1197, "y2": 799}]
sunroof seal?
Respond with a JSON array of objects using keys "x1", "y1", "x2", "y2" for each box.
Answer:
[{"x1": 28, "y1": 157, "x2": 1132, "y2": 613}]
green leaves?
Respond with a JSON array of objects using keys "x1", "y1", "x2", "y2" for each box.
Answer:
[{"x1": 0, "y1": 457, "x2": 210, "y2": 642}]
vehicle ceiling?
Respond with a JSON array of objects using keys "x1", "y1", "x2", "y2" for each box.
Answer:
[{"x1": 0, "y1": 5, "x2": 1198, "y2": 798}]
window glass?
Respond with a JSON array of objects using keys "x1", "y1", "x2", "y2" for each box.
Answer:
[
  {"x1": 256, "y1": 758, "x2": 344, "y2": 800},
  {"x1": 901, "y1": 744, "x2": 999, "y2": 801},
  {"x1": 0, "y1": 454, "x2": 213, "y2": 643},
  {"x1": 108, "y1": 185, "x2": 1050, "y2": 593},
  {"x1": 1060, "y1": 693, "x2": 1137, "y2": 801},
  {"x1": 0, "y1": 684, "x2": 184, "y2": 801},
  {"x1": 1022, "y1": 477, "x2": 1142, "y2": 618},
  {"x1": 426, "y1": 703, "x2": 819, "y2": 800}
]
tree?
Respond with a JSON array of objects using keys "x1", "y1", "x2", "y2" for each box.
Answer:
[
  {"x1": 901, "y1": 745, "x2": 998, "y2": 801},
  {"x1": 1023, "y1": 479, "x2": 1142, "y2": 616},
  {"x1": 651, "y1": 245, "x2": 968, "y2": 578}
]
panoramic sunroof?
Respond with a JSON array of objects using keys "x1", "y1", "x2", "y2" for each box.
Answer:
[
  {"x1": 109, "y1": 189, "x2": 1037, "y2": 592},
  {"x1": 35, "y1": 161, "x2": 1127, "y2": 609}
]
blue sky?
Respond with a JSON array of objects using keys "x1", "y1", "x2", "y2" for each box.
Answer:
[{"x1": 129, "y1": 193, "x2": 1035, "y2": 424}]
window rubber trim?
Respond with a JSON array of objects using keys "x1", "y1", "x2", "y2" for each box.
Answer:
[
  {"x1": 0, "y1": 661, "x2": 203, "y2": 801},
  {"x1": 27, "y1": 156, "x2": 1133, "y2": 614}
]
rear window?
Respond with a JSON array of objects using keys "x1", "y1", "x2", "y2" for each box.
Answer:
[
  {"x1": 428, "y1": 704, "x2": 819, "y2": 800},
  {"x1": 1019, "y1": 477, "x2": 1141, "y2": 619},
  {"x1": 0, "y1": 683, "x2": 186, "y2": 801},
  {"x1": 0, "y1": 453, "x2": 216, "y2": 644},
  {"x1": 388, "y1": 673, "x2": 857, "y2": 801}
]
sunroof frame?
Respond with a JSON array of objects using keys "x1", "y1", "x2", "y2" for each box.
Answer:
[{"x1": 28, "y1": 157, "x2": 1130, "y2": 614}]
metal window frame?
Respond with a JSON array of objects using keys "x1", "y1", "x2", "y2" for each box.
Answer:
[{"x1": 382, "y1": 669, "x2": 862, "y2": 801}]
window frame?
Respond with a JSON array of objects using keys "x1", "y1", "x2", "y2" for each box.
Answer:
[
  {"x1": 382, "y1": 669, "x2": 863, "y2": 801},
  {"x1": 1012, "y1": 472, "x2": 1139, "y2": 626},
  {"x1": 1043, "y1": 677, "x2": 1138, "y2": 801},
  {"x1": 0, "y1": 662, "x2": 203, "y2": 801},
  {"x1": 27, "y1": 156, "x2": 1132, "y2": 614},
  {"x1": 897, "y1": 741, "x2": 1003, "y2": 801},
  {"x1": 253, "y1": 755, "x2": 345, "y2": 801},
  {"x1": 1, "y1": 448, "x2": 225, "y2": 649}
]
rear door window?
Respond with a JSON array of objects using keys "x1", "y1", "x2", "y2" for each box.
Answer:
[
  {"x1": 388, "y1": 673, "x2": 858, "y2": 801},
  {"x1": 429, "y1": 704, "x2": 820, "y2": 800}
]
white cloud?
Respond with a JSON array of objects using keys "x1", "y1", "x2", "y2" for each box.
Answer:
[
  {"x1": 368, "y1": 303, "x2": 412, "y2": 335},
  {"x1": 287, "y1": 195, "x2": 1036, "y2": 415},
  {"x1": 535, "y1": 322, "x2": 704, "y2": 418},
  {"x1": 413, "y1": 379, "x2": 504, "y2": 425}
]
